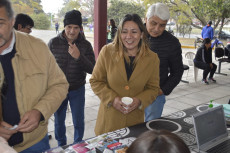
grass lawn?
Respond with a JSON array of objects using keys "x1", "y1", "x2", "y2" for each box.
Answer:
[
  {"x1": 178, "y1": 37, "x2": 228, "y2": 47},
  {"x1": 178, "y1": 38, "x2": 196, "y2": 46}
]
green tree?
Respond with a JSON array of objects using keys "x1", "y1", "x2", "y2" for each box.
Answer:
[
  {"x1": 31, "y1": 13, "x2": 50, "y2": 29},
  {"x1": 12, "y1": 0, "x2": 50, "y2": 30},
  {"x1": 12, "y1": 0, "x2": 43, "y2": 14},
  {"x1": 142, "y1": 0, "x2": 230, "y2": 32},
  {"x1": 108, "y1": 0, "x2": 145, "y2": 25},
  {"x1": 58, "y1": 0, "x2": 80, "y2": 18},
  {"x1": 80, "y1": 0, "x2": 94, "y2": 23},
  {"x1": 63, "y1": 0, "x2": 71, "y2": 5},
  {"x1": 13, "y1": 3, "x2": 34, "y2": 15}
]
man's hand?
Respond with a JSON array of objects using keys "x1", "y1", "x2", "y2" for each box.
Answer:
[
  {"x1": 158, "y1": 89, "x2": 164, "y2": 96},
  {"x1": 125, "y1": 97, "x2": 141, "y2": 113},
  {"x1": 68, "y1": 42, "x2": 80, "y2": 59},
  {"x1": 17, "y1": 109, "x2": 41, "y2": 133},
  {"x1": 0, "y1": 121, "x2": 17, "y2": 140},
  {"x1": 112, "y1": 97, "x2": 128, "y2": 114}
]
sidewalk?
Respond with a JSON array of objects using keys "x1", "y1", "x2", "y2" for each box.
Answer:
[{"x1": 30, "y1": 29, "x2": 230, "y2": 148}]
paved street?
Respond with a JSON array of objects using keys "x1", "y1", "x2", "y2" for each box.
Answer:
[{"x1": 30, "y1": 29, "x2": 230, "y2": 148}]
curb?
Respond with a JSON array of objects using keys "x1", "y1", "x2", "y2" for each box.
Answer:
[{"x1": 181, "y1": 45, "x2": 195, "y2": 49}]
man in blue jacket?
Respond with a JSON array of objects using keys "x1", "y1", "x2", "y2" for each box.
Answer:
[{"x1": 201, "y1": 21, "x2": 214, "y2": 40}]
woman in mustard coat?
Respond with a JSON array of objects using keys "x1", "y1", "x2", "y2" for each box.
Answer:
[{"x1": 90, "y1": 14, "x2": 160, "y2": 135}]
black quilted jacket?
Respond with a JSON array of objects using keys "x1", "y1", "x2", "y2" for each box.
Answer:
[
  {"x1": 48, "y1": 31, "x2": 95, "y2": 91},
  {"x1": 148, "y1": 30, "x2": 184, "y2": 95}
]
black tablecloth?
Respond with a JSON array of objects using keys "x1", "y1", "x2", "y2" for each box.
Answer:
[
  {"x1": 56, "y1": 104, "x2": 229, "y2": 153},
  {"x1": 103, "y1": 104, "x2": 229, "y2": 152}
]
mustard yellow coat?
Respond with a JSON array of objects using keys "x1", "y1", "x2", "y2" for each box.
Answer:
[{"x1": 90, "y1": 44, "x2": 160, "y2": 135}]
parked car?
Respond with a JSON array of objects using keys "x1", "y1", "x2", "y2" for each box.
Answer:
[
  {"x1": 193, "y1": 21, "x2": 201, "y2": 26},
  {"x1": 215, "y1": 30, "x2": 230, "y2": 40},
  {"x1": 167, "y1": 22, "x2": 175, "y2": 25},
  {"x1": 166, "y1": 22, "x2": 176, "y2": 31}
]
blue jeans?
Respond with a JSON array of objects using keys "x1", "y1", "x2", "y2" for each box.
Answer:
[
  {"x1": 19, "y1": 134, "x2": 50, "y2": 153},
  {"x1": 54, "y1": 85, "x2": 85, "y2": 146},
  {"x1": 145, "y1": 95, "x2": 166, "y2": 122}
]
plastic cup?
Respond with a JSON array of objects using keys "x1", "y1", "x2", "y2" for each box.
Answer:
[{"x1": 121, "y1": 97, "x2": 133, "y2": 109}]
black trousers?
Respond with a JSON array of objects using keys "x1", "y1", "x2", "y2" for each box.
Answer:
[{"x1": 194, "y1": 61, "x2": 217, "y2": 80}]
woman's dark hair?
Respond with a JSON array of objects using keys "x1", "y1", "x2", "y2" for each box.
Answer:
[
  {"x1": 113, "y1": 14, "x2": 149, "y2": 65},
  {"x1": 203, "y1": 38, "x2": 211, "y2": 45},
  {"x1": 0, "y1": 0, "x2": 14, "y2": 19},
  {"x1": 14, "y1": 13, "x2": 34, "y2": 29},
  {"x1": 110, "y1": 19, "x2": 116, "y2": 28},
  {"x1": 126, "y1": 130, "x2": 190, "y2": 153}
]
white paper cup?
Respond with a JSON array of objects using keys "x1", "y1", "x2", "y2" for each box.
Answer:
[{"x1": 121, "y1": 97, "x2": 133, "y2": 109}]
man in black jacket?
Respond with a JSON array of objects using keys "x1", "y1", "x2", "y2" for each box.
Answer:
[
  {"x1": 145, "y1": 3, "x2": 184, "y2": 121},
  {"x1": 48, "y1": 10, "x2": 95, "y2": 146}
]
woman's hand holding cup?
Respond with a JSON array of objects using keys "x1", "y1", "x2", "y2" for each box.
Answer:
[
  {"x1": 123, "y1": 97, "x2": 141, "y2": 113},
  {"x1": 113, "y1": 97, "x2": 128, "y2": 114}
]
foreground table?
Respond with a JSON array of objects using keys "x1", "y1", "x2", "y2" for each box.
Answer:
[
  {"x1": 48, "y1": 104, "x2": 229, "y2": 152},
  {"x1": 103, "y1": 104, "x2": 229, "y2": 153}
]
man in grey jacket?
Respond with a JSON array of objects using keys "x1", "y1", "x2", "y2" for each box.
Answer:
[
  {"x1": 145, "y1": 3, "x2": 184, "y2": 121},
  {"x1": 48, "y1": 10, "x2": 95, "y2": 146}
]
